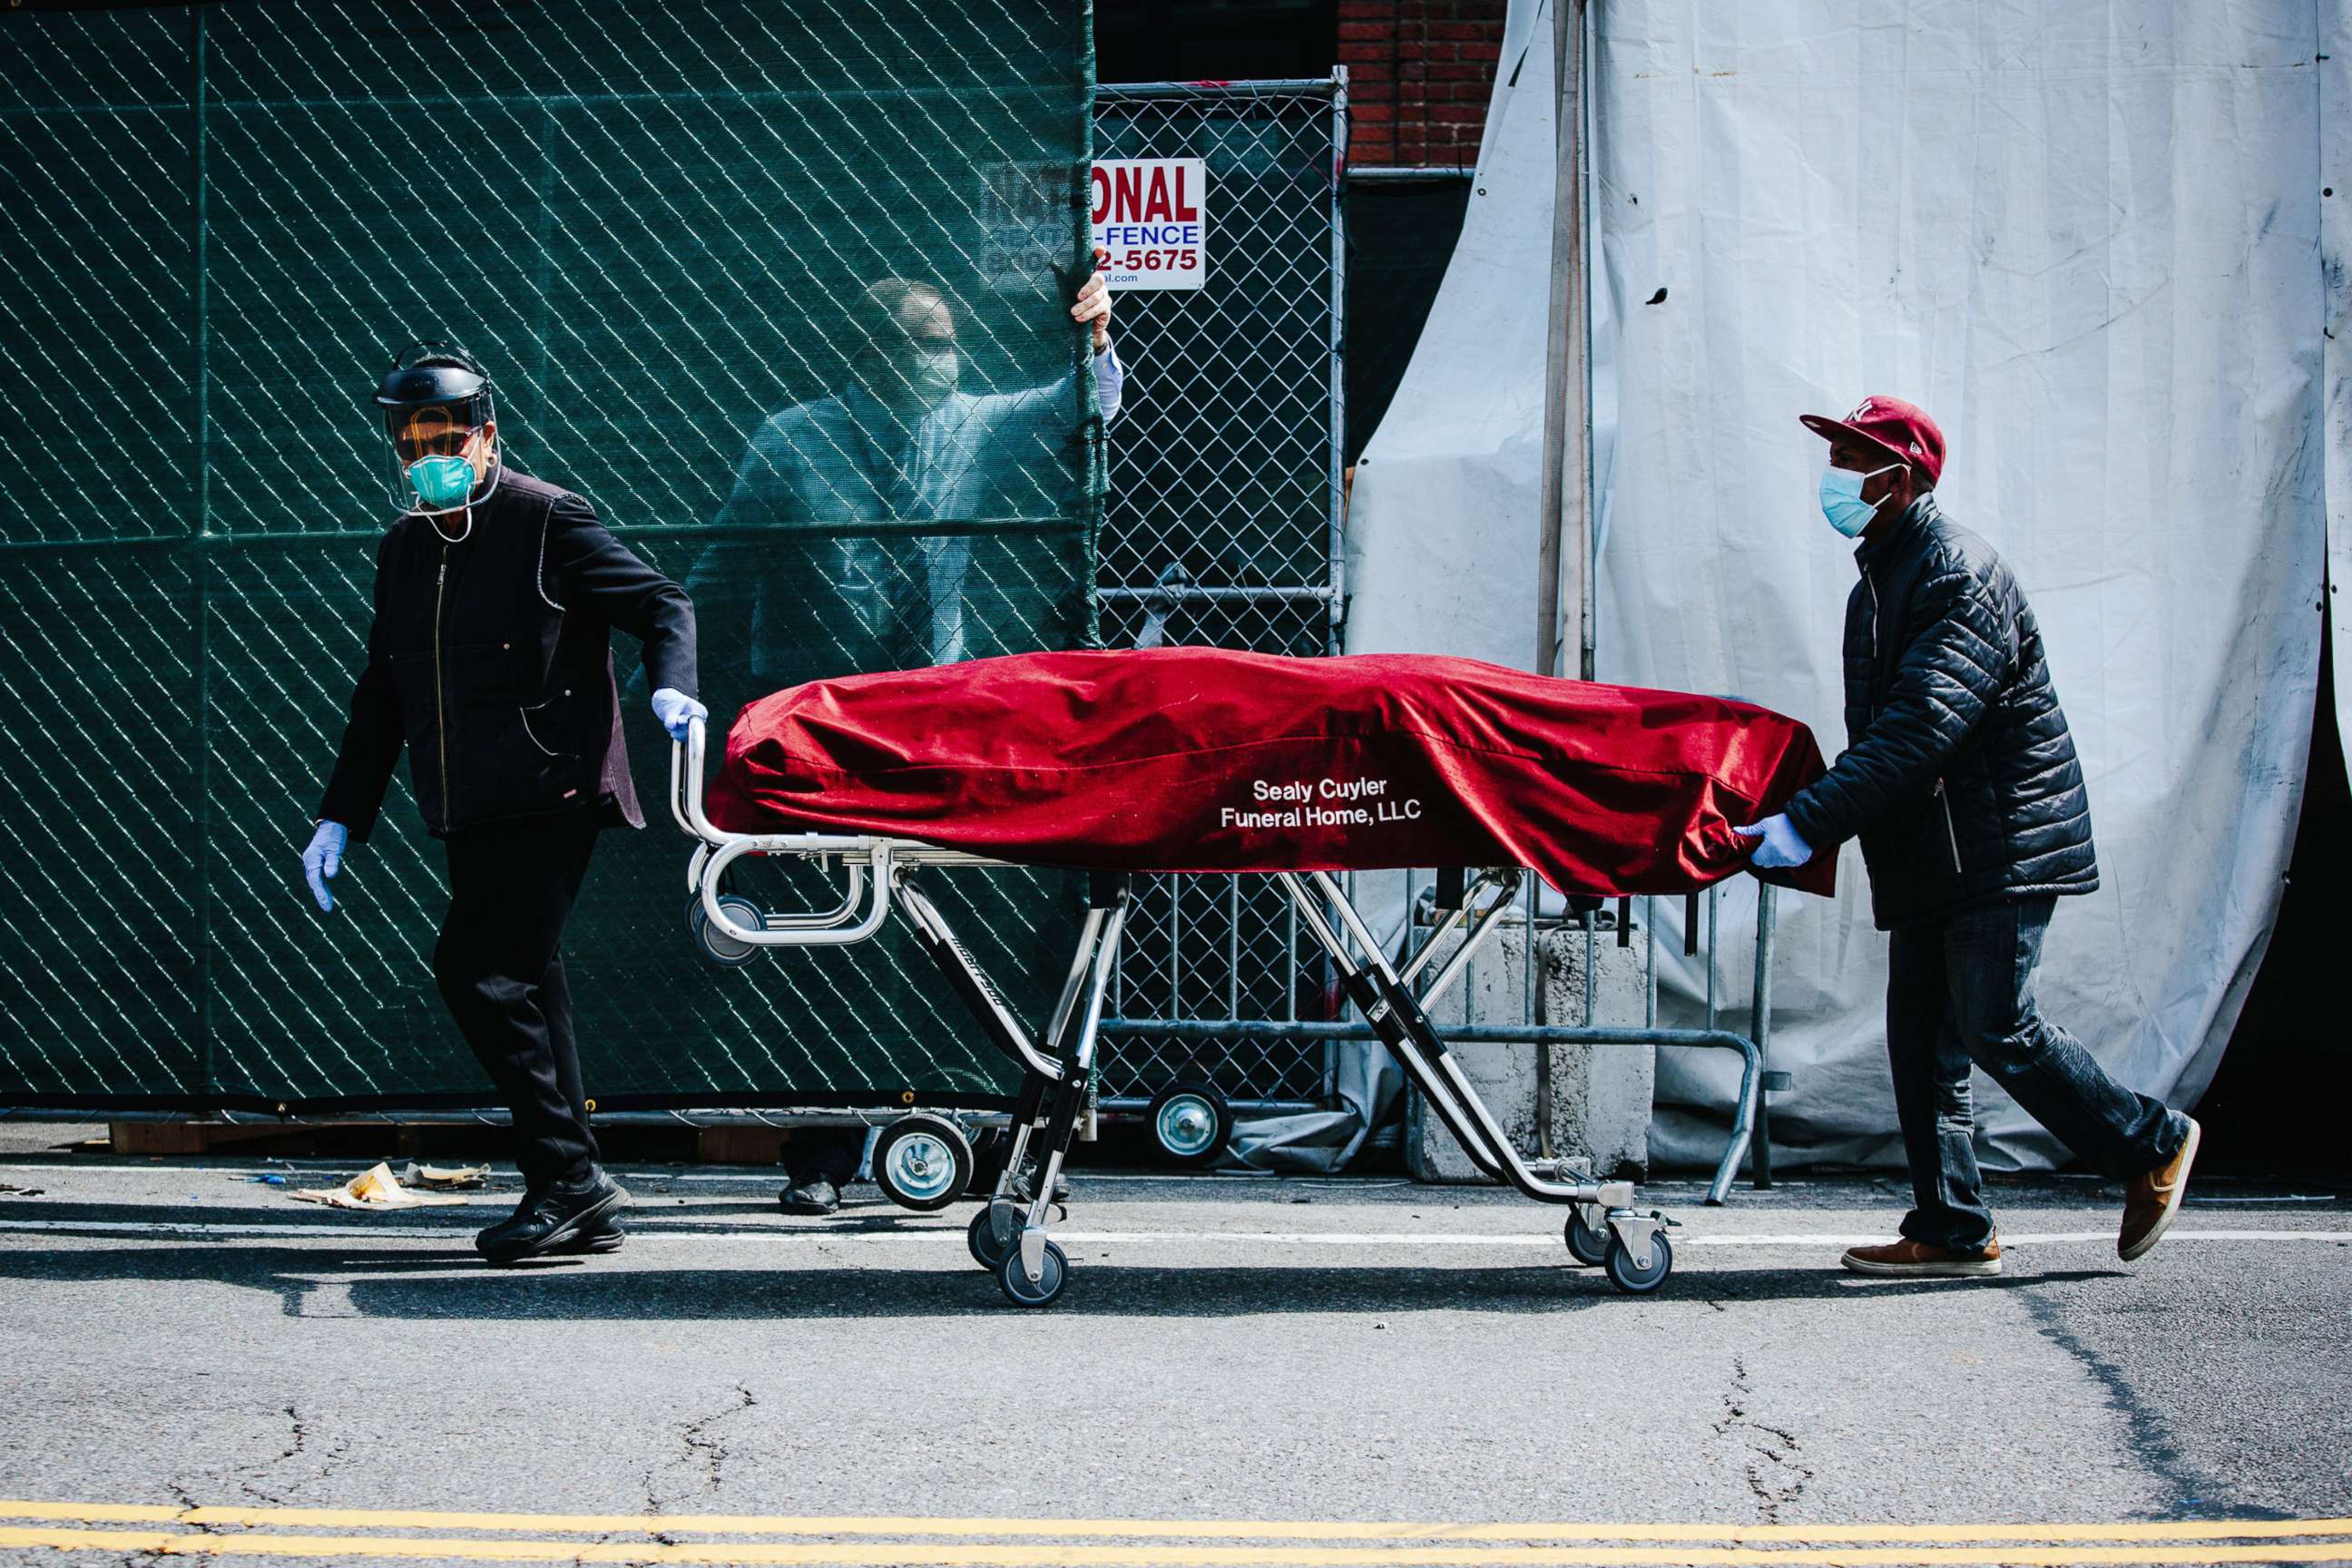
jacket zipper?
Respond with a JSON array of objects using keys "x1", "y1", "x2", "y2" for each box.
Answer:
[
  {"x1": 1866, "y1": 549, "x2": 1964, "y2": 877},
  {"x1": 1934, "y1": 777, "x2": 1962, "y2": 873},
  {"x1": 1861, "y1": 569, "x2": 1882, "y2": 722},
  {"x1": 434, "y1": 547, "x2": 449, "y2": 824}
]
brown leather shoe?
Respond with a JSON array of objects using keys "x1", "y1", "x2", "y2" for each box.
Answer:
[
  {"x1": 2119, "y1": 1115, "x2": 2200, "y2": 1261},
  {"x1": 1840, "y1": 1236, "x2": 2003, "y2": 1278}
]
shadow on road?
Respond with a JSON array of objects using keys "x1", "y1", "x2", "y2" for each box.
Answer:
[{"x1": 0, "y1": 1230, "x2": 2128, "y2": 1319}]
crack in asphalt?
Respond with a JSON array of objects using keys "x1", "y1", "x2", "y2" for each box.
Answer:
[
  {"x1": 119, "y1": 1480, "x2": 217, "y2": 1568},
  {"x1": 232, "y1": 1405, "x2": 307, "y2": 1509},
  {"x1": 642, "y1": 1380, "x2": 760, "y2": 1544},
  {"x1": 1714, "y1": 1353, "x2": 1812, "y2": 1524},
  {"x1": 682, "y1": 1382, "x2": 759, "y2": 1494}
]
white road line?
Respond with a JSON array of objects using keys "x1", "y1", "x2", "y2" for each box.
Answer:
[
  {"x1": 0, "y1": 1162, "x2": 1429, "y2": 1192},
  {"x1": 0, "y1": 1162, "x2": 799, "y2": 1185},
  {"x1": 1, "y1": 1219, "x2": 2346, "y2": 1248}
]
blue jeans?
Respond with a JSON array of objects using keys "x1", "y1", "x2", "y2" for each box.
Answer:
[{"x1": 1886, "y1": 896, "x2": 2188, "y2": 1252}]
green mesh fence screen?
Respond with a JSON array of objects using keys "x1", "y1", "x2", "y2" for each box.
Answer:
[{"x1": 0, "y1": 0, "x2": 1100, "y2": 1113}]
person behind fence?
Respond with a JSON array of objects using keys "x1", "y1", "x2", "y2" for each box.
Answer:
[
  {"x1": 689, "y1": 252, "x2": 1124, "y2": 1216},
  {"x1": 1733, "y1": 396, "x2": 2199, "y2": 1279},
  {"x1": 299, "y1": 341, "x2": 706, "y2": 1265}
]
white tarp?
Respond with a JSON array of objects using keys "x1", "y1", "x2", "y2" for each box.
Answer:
[{"x1": 1348, "y1": 0, "x2": 2329, "y2": 1171}]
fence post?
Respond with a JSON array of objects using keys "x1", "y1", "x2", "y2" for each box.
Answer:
[
  {"x1": 190, "y1": 3, "x2": 216, "y2": 1102},
  {"x1": 1327, "y1": 65, "x2": 1350, "y2": 655}
]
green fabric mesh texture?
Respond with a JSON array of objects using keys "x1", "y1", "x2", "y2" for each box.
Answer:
[{"x1": 0, "y1": 1, "x2": 1100, "y2": 1112}]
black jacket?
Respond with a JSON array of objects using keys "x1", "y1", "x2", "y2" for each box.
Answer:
[
  {"x1": 1781, "y1": 493, "x2": 2096, "y2": 929},
  {"x1": 319, "y1": 470, "x2": 697, "y2": 841}
]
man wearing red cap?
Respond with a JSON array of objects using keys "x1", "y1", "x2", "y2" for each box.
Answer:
[{"x1": 1734, "y1": 396, "x2": 2198, "y2": 1278}]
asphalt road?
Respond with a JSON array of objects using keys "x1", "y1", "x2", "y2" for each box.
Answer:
[{"x1": 0, "y1": 1136, "x2": 2347, "y2": 1565}]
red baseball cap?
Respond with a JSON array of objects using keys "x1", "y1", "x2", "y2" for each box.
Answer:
[{"x1": 1800, "y1": 395, "x2": 1945, "y2": 486}]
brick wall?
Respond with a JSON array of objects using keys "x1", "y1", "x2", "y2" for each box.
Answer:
[{"x1": 1337, "y1": 0, "x2": 1508, "y2": 169}]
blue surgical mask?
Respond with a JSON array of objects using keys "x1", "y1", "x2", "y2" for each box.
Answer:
[
  {"x1": 407, "y1": 455, "x2": 476, "y2": 511},
  {"x1": 1818, "y1": 461, "x2": 1901, "y2": 538}
]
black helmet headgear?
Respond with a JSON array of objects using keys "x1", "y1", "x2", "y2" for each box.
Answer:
[{"x1": 374, "y1": 338, "x2": 501, "y2": 522}]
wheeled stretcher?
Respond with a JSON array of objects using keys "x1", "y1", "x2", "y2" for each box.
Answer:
[{"x1": 672, "y1": 649, "x2": 1834, "y2": 1307}]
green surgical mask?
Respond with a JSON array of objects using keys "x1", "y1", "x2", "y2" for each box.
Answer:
[{"x1": 407, "y1": 455, "x2": 475, "y2": 511}]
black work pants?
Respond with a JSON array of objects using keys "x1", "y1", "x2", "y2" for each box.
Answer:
[
  {"x1": 785, "y1": 1127, "x2": 864, "y2": 1186},
  {"x1": 434, "y1": 812, "x2": 603, "y2": 1190},
  {"x1": 1886, "y1": 895, "x2": 2187, "y2": 1252}
]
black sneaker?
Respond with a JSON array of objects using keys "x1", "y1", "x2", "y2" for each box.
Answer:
[
  {"x1": 551, "y1": 1213, "x2": 626, "y2": 1256},
  {"x1": 476, "y1": 1167, "x2": 629, "y2": 1264},
  {"x1": 779, "y1": 1178, "x2": 840, "y2": 1216}
]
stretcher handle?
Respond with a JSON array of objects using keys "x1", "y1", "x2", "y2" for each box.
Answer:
[
  {"x1": 671, "y1": 713, "x2": 723, "y2": 844},
  {"x1": 701, "y1": 836, "x2": 894, "y2": 948}
]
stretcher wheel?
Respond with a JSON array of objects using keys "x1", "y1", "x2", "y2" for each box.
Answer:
[
  {"x1": 1603, "y1": 1230, "x2": 1673, "y2": 1294},
  {"x1": 690, "y1": 894, "x2": 765, "y2": 966},
  {"x1": 872, "y1": 1115, "x2": 973, "y2": 1212},
  {"x1": 967, "y1": 1204, "x2": 1014, "y2": 1271},
  {"x1": 1146, "y1": 1082, "x2": 1231, "y2": 1168},
  {"x1": 682, "y1": 867, "x2": 740, "y2": 936},
  {"x1": 1565, "y1": 1206, "x2": 1609, "y2": 1268},
  {"x1": 997, "y1": 1238, "x2": 1069, "y2": 1308}
]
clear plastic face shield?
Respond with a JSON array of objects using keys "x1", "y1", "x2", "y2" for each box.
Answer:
[
  {"x1": 374, "y1": 341, "x2": 503, "y2": 527},
  {"x1": 384, "y1": 404, "x2": 496, "y2": 514}
]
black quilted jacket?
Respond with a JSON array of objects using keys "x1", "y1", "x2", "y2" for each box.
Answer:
[
  {"x1": 1781, "y1": 494, "x2": 2097, "y2": 929},
  {"x1": 318, "y1": 472, "x2": 697, "y2": 841}
]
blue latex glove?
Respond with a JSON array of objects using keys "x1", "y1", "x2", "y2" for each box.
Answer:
[
  {"x1": 652, "y1": 686, "x2": 709, "y2": 744},
  {"x1": 1734, "y1": 814, "x2": 1813, "y2": 869},
  {"x1": 302, "y1": 820, "x2": 348, "y2": 912}
]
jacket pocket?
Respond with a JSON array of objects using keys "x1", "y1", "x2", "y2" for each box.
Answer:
[
  {"x1": 1933, "y1": 778, "x2": 1964, "y2": 875},
  {"x1": 518, "y1": 692, "x2": 577, "y2": 761},
  {"x1": 454, "y1": 687, "x2": 585, "y2": 826}
]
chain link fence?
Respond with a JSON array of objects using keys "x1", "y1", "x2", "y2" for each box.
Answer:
[
  {"x1": 1087, "y1": 78, "x2": 1348, "y2": 1108},
  {"x1": 0, "y1": 0, "x2": 1098, "y2": 1114}
]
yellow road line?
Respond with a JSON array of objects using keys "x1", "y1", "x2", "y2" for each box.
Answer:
[
  {"x1": 15, "y1": 1525, "x2": 2352, "y2": 1565},
  {"x1": 5, "y1": 1504, "x2": 2352, "y2": 1546}
]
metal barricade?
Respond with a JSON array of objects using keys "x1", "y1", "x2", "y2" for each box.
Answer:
[{"x1": 1103, "y1": 873, "x2": 1787, "y2": 1201}]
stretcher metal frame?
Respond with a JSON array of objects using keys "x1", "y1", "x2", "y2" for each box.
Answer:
[{"x1": 671, "y1": 717, "x2": 1677, "y2": 1305}]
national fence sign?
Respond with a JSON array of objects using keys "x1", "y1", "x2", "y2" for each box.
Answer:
[{"x1": 1092, "y1": 158, "x2": 1208, "y2": 290}]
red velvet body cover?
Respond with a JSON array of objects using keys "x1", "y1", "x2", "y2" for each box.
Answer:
[{"x1": 707, "y1": 649, "x2": 1836, "y2": 899}]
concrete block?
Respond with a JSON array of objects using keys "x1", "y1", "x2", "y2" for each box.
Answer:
[{"x1": 1404, "y1": 914, "x2": 1652, "y2": 1183}]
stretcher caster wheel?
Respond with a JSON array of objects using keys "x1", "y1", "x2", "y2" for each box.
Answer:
[
  {"x1": 1565, "y1": 1205, "x2": 1609, "y2": 1268},
  {"x1": 967, "y1": 1204, "x2": 1014, "y2": 1271},
  {"x1": 997, "y1": 1238, "x2": 1069, "y2": 1308},
  {"x1": 1146, "y1": 1082, "x2": 1231, "y2": 1168},
  {"x1": 690, "y1": 894, "x2": 765, "y2": 965},
  {"x1": 873, "y1": 1115, "x2": 973, "y2": 1212},
  {"x1": 1603, "y1": 1229, "x2": 1673, "y2": 1294}
]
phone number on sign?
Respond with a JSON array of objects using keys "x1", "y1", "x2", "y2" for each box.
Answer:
[{"x1": 1113, "y1": 249, "x2": 1197, "y2": 272}]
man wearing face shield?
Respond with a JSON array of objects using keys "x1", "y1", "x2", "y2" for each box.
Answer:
[
  {"x1": 689, "y1": 255, "x2": 1123, "y2": 1214},
  {"x1": 1733, "y1": 396, "x2": 2198, "y2": 1278},
  {"x1": 302, "y1": 341, "x2": 706, "y2": 1264}
]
